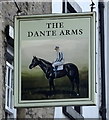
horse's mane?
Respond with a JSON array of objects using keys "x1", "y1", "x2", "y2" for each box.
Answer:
[{"x1": 39, "y1": 58, "x2": 52, "y2": 66}]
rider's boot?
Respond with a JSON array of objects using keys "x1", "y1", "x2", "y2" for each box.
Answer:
[{"x1": 54, "y1": 66, "x2": 58, "y2": 78}]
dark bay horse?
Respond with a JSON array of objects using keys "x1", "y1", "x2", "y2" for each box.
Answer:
[{"x1": 29, "y1": 56, "x2": 80, "y2": 96}]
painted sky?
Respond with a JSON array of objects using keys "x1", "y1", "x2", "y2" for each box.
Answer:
[{"x1": 21, "y1": 38, "x2": 88, "y2": 70}]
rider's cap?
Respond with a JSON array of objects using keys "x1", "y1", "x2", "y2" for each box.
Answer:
[{"x1": 55, "y1": 46, "x2": 59, "y2": 50}]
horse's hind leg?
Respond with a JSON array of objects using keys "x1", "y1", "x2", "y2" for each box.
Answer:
[
  {"x1": 68, "y1": 74, "x2": 80, "y2": 96},
  {"x1": 76, "y1": 83, "x2": 80, "y2": 96},
  {"x1": 75, "y1": 75, "x2": 80, "y2": 96},
  {"x1": 71, "y1": 79, "x2": 74, "y2": 92},
  {"x1": 67, "y1": 75, "x2": 75, "y2": 94}
]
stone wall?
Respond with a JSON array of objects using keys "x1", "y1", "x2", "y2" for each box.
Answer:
[
  {"x1": 0, "y1": 1, "x2": 54, "y2": 119},
  {"x1": 0, "y1": 3, "x2": 6, "y2": 119},
  {"x1": 0, "y1": 9, "x2": 3, "y2": 119}
]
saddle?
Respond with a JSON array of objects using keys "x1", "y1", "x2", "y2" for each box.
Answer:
[
  {"x1": 57, "y1": 65, "x2": 63, "y2": 71},
  {"x1": 53, "y1": 65, "x2": 63, "y2": 71}
]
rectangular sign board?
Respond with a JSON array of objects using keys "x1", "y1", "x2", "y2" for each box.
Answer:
[{"x1": 14, "y1": 12, "x2": 96, "y2": 107}]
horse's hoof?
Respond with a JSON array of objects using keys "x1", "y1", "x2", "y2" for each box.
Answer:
[
  {"x1": 77, "y1": 93, "x2": 80, "y2": 96},
  {"x1": 47, "y1": 96, "x2": 50, "y2": 98}
]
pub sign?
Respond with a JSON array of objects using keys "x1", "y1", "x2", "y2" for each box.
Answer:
[{"x1": 14, "y1": 12, "x2": 96, "y2": 107}]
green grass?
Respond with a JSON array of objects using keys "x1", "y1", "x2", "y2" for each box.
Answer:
[{"x1": 21, "y1": 68, "x2": 88, "y2": 100}]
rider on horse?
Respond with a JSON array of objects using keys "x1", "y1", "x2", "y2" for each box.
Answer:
[
  {"x1": 52, "y1": 46, "x2": 64, "y2": 77},
  {"x1": 29, "y1": 55, "x2": 80, "y2": 95}
]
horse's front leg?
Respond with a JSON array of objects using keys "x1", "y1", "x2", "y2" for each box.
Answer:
[
  {"x1": 48, "y1": 79, "x2": 55, "y2": 94},
  {"x1": 49, "y1": 79, "x2": 52, "y2": 92}
]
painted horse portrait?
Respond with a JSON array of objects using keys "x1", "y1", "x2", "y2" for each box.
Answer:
[{"x1": 29, "y1": 56, "x2": 80, "y2": 96}]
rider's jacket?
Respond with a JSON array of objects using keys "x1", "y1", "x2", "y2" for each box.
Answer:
[{"x1": 55, "y1": 51, "x2": 64, "y2": 62}]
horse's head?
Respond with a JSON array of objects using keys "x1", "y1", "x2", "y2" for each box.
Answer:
[{"x1": 29, "y1": 56, "x2": 39, "y2": 69}]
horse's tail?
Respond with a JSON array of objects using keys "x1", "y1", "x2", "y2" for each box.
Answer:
[{"x1": 74, "y1": 64, "x2": 80, "y2": 84}]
